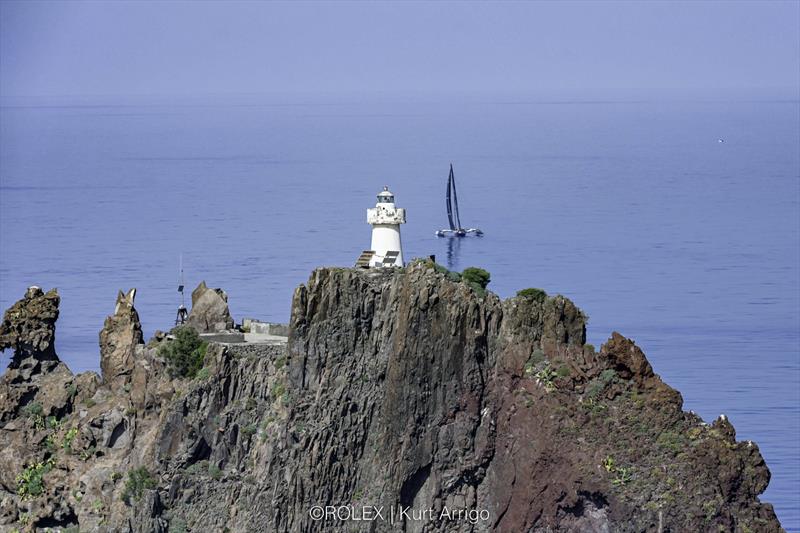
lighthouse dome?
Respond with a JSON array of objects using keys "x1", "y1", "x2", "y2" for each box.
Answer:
[{"x1": 376, "y1": 186, "x2": 395, "y2": 204}]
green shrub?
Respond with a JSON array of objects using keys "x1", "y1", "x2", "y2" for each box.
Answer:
[
  {"x1": 432, "y1": 263, "x2": 449, "y2": 275},
  {"x1": 62, "y1": 426, "x2": 79, "y2": 452},
  {"x1": 16, "y1": 459, "x2": 55, "y2": 499},
  {"x1": 46, "y1": 415, "x2": 61, "y2": 430},
  {"x1": 446, "y1": 270, "x2": 462, "y2": 282},
  {"x1": 556, "y1": 365, "x2": 571, "y2": 378},
  {"x1": 517, "y1": 288, "x2": 547, "y2": 302},
  {"x1": 612, "y1": 466, "x2": 633, "y2": 486},
  {"x1": 657, "y1": 431, "x2": 686, "y2": 455},
  {"x1": 22, "y1": 402, "x2": 45, "y2": 429},
  {"x1": 271, "y1": 382, "x2": 286, "y2": 401},
  {"x1": 80, "y1": 446, "x2": 97, "y2": 461},
  {"x1": 587, "y1": 368, "x2": 618, "y2": 399},
  {"x1": 603, "y1": 455, "x2": 633, "y2": 486},
  {"x1": 208, "y1": 463, "x2": 222, "y2": 480},
  {"x1": 23, "y1": 402, "x2": 43, "y2": 418},
  {"x1": 523, "y1": 361, "x2": 536, "y2": 376},
  {"x1": 426, "y1": 260, "x2": 462, "y2": 282},
  {"x1": 169, "y1": 517, "x2": 188, "y2": 533},
  {"x1": 121, "y1": 467, "x2": 157, "y2": 505},
  {"x1": 529, "y1": 349, "x2": 545, "y2": 366},
  {"x1": 461, "y1": 267, "x2": 491, "y2": 289},
  {"x1": 534, "y1": 364, "x2": 558, "y2": 392},
  {"x1": 185, "y1": 460, "x2": 209, "y2": 476},
  {"x1": 158, "y1": 326, "x2": 208, "y2": 379}
]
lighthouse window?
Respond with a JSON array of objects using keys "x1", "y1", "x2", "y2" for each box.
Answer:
[{"x1": 378, "y1": 195, "x2": 394, "y2": 203}]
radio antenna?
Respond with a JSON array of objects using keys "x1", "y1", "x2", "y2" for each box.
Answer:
[{"x1": 175, "y1": 253, "x2": 188, "y2": 325}]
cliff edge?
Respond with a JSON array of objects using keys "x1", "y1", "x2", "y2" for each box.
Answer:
[{"x1": 0, "y1": 263, "x2": 783, "y2": 532}]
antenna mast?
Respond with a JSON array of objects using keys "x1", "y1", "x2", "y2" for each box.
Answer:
[{"x1": 175, "y1": 254, "x2": 188, "y2": 325}]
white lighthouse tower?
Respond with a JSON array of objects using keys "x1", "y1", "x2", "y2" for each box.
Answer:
[{"x1": 366, "y1": 186, "x2": 406, "y2": 267}]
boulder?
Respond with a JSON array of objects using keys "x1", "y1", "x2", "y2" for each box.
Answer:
[
  {"x1": 99, "y1": 289, "x2": 144, "y2": 386},
  {"x1": 186, "y1": 281, "x2": 234, "y2": 333}
]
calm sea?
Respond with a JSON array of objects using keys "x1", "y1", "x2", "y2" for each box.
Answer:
[{"x1": 1, "y1": 92, "x2": 798, "y2": 528}]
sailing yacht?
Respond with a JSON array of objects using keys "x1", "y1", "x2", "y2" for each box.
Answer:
[{"x1": 435, "y1": 164, "x2": 483, "y2": 237}]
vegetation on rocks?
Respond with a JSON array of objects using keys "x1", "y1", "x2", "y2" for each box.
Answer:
[
  {"x1": 461, "y1": 266, "x2": 491, "y2": 290},
  {"x1": 16, "y1": 458, "x2": 55, "y2": 499},
  {"x1": 587, "y1": 368, "x2": 619, "y2": 399},
  {"x1": 22, "y1": 401, "x2": 45, "y2": 429},
  {"x1": 159, "y1": 325, "x2": 208, "y2": 379},
  {"x1": 534, "y1": 363, "x2": 558, "y2": 392},
  {"x1": 121, "y1": 467, "x2": 157, "y2": 505},
  {"x1": 517, "y1": 287, "x2": 548, "y2": 302}
]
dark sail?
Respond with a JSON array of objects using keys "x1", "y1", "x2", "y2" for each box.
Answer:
[
  {"x1": 446, "y1": 165, "x2": 456, "y2": 230},
  {"x1": 451, "y1": 164, "x2": 463, "y2": 230},
  {"x1": 436, "y1": 163, "x2": 482, "y2": 237}
]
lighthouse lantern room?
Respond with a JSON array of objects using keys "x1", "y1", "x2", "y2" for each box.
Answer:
[{"x1": 364, "y1": 186, "x2": 406, "y2": 267}]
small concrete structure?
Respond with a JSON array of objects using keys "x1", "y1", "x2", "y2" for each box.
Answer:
[
  {"x1": 242, "y1": 332, "x2": 288, "y2": 345},
  {"x1": 195, "y1": 320, "x2": 290, "y2": 346},
  {"x1": 242, "y1": 318, "x2": 290, "y2": 337},
  {"x1": 200, "y1": 329, "x2": 288, "y2": 346},
  {"x1": 203, "y1": 318, "x2": 289, "y2": 345}
]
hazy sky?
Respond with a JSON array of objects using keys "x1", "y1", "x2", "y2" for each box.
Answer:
[{"x1": 1, "y1": 0, "x2": 798, "y2": 97}]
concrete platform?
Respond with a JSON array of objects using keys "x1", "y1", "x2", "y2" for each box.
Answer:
[
  {"x1": 199, "y1": 331, "x2": 288, "y2": 346},
  {"x1": 243, "y1": 332, "x2": 288, "y2": 345},
  {"x1": 199, "y1": 332, "x2": 245, "y2": 344}
]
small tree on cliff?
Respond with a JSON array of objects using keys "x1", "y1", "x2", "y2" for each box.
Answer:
[
  {"x1": 462, "y1": 267, "x2": 491, "y2": 293},
  {"x1": 159, "y1": 326, "x2": 208, "y2": 379},
  {"x1": 517, "y1": 287, "x2": 548, "y2": 302}
]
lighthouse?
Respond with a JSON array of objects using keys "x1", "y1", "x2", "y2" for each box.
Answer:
[{"x1": 366, "y1": 186, "x2": 406, "y2": 267}]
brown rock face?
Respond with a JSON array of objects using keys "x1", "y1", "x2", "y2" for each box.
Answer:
[
  {"x1": 186, "y1": 281, "x2": 234, "y2": 333},
  {"x1": 99, "y1": 288, "x2": 144, "y2": 386},
  {"x1": 600, "y1": 331, "x2": 656, "y2": 388},
  {"x1": 0, "y1": 266, "x2": 785, "y2": 532}
]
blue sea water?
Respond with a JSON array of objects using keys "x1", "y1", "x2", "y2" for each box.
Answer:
[{"x1": 1, "y1": 92, "x2": 798, "y2": 528}]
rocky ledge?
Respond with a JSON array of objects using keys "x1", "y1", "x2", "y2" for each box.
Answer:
[{"x1": 0, "y1": 263, "x2": 784, "y2": 532}]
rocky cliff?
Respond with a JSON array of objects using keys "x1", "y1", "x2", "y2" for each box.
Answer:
[{"x1": 0, "y1": 263, "x2": 784, "y2": 532}]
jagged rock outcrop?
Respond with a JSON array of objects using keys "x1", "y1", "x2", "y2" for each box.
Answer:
[
  {"x1": 100, "y1": 289, "x2": 144, "y2": 387},
  {"x1": 0, "y1": 286, "x2": 60, "y2": 368},
  {"x1": 0, "y1": 287, "x2": 77, "y2": 426},
  {"x1": 0, "y1": 265, "x2": 785, "y2": 532},
  {"x1": 186, "y1": 281, "x2": 234, "y2": 333}
]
